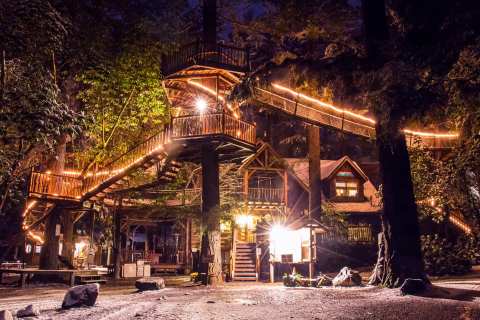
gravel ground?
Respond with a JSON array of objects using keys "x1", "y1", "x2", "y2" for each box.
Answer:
[{"x1": 1, "y1": 279, "x2": 480, "y2": 320}]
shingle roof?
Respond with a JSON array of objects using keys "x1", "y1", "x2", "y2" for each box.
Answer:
[
  {"x1": 284, "y1": 156, "x2": 382, "y2": 214},
  {"x1": 284, "y1": 156, "x2": 368, "y2": 186}
]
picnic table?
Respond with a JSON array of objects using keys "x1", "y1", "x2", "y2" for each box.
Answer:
[{"x1": 0, "y1": 268, "x2": 78, "y2": 288}]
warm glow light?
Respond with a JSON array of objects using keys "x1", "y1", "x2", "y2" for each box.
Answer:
[
  {"x1": 271, "y1": 83, "x2": 459, "y2": 139},
  {"x1": 187, "y1": 80, "x2": 225, "y2": 102},
  {"x1": 272, "y1": 83, "x2": 376, "y2": 124},
  {"x1": 28, "y1": 231, "x2": 44, "y2": 244},
  {"x1": 269, "y1": 224, "x2": 309, "y2": 263},
  {"x1": 195, "y1": 97, "x2": 208, "y2": 113},
  {"x1": 403, "y1": 129, "x2": 459, "y2": 138},
  {"x1": 235, "y1": 215, "x2": 254, "y2": 229},
  {"x1": 23, "y1": 200, "x2": 37, "y2": 217},
  {"x1": 449, "y1": 215, "x2": 472, "y2": 234}
]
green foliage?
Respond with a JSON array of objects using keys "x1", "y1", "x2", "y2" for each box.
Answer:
[
  {"x1": 421, "y1": 234, "x2": 479, "y2": 276},
  {"x1": 0, "y1": 0, "x2": 69, "y2": 61},
  {"x1": 77, "y1": 45, "x2": 169, "y2": 166},
  {"x1": 282, "y1": 272, "x2": 302, "y2": 287}
]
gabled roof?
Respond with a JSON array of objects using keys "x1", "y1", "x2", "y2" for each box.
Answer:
[
  {"x1": 240, "y1": 141, "x2": 309, "y2": 191},
  {"x1": 284, "y1": 156, "x2": 369, "y2": 187},
  {"x1": 239, "y1": 140, "x2": 286, "y2": 171}
]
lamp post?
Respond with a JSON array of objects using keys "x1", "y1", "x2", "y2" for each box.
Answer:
[{"x1": 302, "y1": 217, "x2": 325, "y2": 279}]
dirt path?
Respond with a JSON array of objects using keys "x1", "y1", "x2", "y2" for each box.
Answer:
[{"x1": 1, "y1": 280, "x2": 479, "y2": 319}]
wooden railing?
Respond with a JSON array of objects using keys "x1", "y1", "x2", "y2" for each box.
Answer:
[
  {"x1": 29, "y1": 114, "x2": 255, "y2": 201},
  {"x1": 404, "y1": 134, "x2": 458, "y2": 150},
  {"x1": 162, "y1": 41, "x2": 250, "y2": 76},
  {"x1": 253, "y1": 85, "x2": 458, "y2": 149},
  {"x1": 29, "y1": 172, "x2": 83, "y2": 199},
  {"x1": 171, "y1": 113, "x2": 256, "y2": 145},
  {"x1": 29, "y1": 130, "x2": 169, "y2": 201},
  {"x1": 247, "y1": 188, "x2": 285, "y2": 204},
  {"x1": 254, "y1": 86, "x2": 375, "y2": 139}
]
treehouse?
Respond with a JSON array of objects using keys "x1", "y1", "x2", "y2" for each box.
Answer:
[{"x1": 18, "y1": 0, "x2": 465, "y2": 286}]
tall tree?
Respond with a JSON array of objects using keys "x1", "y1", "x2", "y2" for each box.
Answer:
[{"x1": 229, "y1": 0, "x2": 480, "y2": 287}]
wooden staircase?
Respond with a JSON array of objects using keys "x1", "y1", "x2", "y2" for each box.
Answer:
[{"x1": 233, "y1": 242, "x2": 257, "y2": 281}]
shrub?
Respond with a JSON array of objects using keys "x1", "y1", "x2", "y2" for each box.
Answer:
[
  {"x1": 421, "y1": 234, "x2": 479, "y2": 276},
  {"x1": 282, "y1": 272, "x2": 302, "y2": 287}
]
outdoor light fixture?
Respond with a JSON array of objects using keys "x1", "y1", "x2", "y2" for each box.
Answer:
[
  {"x1": 269, "y1": 224, "x2": 307, "y2": 263},
  {"x1": 195, "y1": 97, "x2": 208, "y2": 113},
  {"x1": 235, "y1": 214, "x2": 254, "y2": 229}
]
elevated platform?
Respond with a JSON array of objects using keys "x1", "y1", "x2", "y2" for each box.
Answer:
[
  {"x1": 252, "y1": 84, "x2": 458, "y2": 150},
  {"x1": 161, "y1": 41, "x2": 250, "y2": 78}
]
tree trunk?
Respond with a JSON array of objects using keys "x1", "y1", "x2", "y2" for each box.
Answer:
[
  {"x1": 39, "y1": 206, "x2": 62, "y2": 270},
  {"x1": 39, "y1": 136, "x2": 67, "y2": 270},
  {"x1": 368, "y1": 231, "x2": 385, "y2": 285},
  {"x1": 200, "y1": 145, "x2": 223, "y2": 285},
  {"x1": 62, "y1": 211, "x2": 74, "y2": 266},
  {"x1": 376, "y1": 125, "x2": 427, "y2": 287},
  {"x1": 203, "y1": 0, "x2": 217, "y2": 48},
  {"x1": 308, "y1": 125, "x2": 322, "y2": 220}
]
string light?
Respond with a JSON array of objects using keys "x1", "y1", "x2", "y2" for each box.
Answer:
[
  {"x1": 272, "y1": 83, "x2": 376, "y2": 124},
  {"x1": 28, "y1": 231, "x2": 44, "y2": 244},
  {"x1": 271, "y1": 83, "x2": 458, "y2": 139},
  {"x1": 403, "y1": 129, "x2": 458, "y2": 138}
]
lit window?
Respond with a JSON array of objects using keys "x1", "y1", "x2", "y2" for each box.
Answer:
[{"x1": 335, "y1": 181, "x2": 358, "y2": 197}]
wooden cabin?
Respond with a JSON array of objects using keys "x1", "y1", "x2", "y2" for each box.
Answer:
[{"x1": 112, "y1": 141, "x2": 383, "y2": 280}]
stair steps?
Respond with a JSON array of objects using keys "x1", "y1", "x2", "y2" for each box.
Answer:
[{"x1": 233, "y1": 243, "x2": 257, "y2": 282}]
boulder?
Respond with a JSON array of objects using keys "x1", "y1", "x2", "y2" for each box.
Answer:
[
  {"x1": 62, "y1": 283, "x2": 100, "y2": 309},
  {"x1": 17, "y1": 304, "x2": 40, "y2": 318},
  {"x1": 332, "y1": 267, "x2": 362, "y2": 287},
  {"x1": 400, "y1": 278, "x2": 428, "y2": 296},
  {"x1": 135, "y1": 277, "x2": 165, "y2": 291},
  {"x1": 0, "y1": 310, "x2": 13, "y2": 320},
  {"x1": 316, "y1": 274, "x2": 333, "y2": 287}
]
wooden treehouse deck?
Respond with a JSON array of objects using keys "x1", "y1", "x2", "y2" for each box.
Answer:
[
  {"x1": 161, "y1": 41, "x2": 250, "y2": 78},
  {"x1": 24, "y1": 115, "x2": 256, "y2": 235},
  {"x1": 28, "y1": 115, "x2": 255, "y2": 202}
]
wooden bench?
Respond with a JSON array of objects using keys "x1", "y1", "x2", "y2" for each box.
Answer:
[
  {"x1": 0, "y1": 268, "x2": 78, "y2": 288},
  {"x1": 150, "y1": 264, "x2": 183, "y2": 275},
  {"x1": 75, "y1": 274, "x2": 106, "y2": 285}
]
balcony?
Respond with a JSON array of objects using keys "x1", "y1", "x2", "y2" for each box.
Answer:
[
  {"x1": 171, "y1": 113, "x2": 256, "y2": 146},
  {"x1": 162, "y1": 41, "x2": 250, "y2": 77},
  {"x1": 247, "y1": 187, "x2": 285, "y2": 205}
]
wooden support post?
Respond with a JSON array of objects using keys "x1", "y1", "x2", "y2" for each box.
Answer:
[
  {"x1": 62, "y1": 211, "x2": 74, "y2": 267},
  {"x1": 308, "y1": 125, "x2": 321, "y2": 278},
  {"x1": 185, "y1": 218, "x2": 192, "y2": 274},
  {"x1": 243, "y1": 170, "x2": 249, "y2": 202},
  {"x1": 200, "y1": 145, "x2": 223, "y2": 285},
  {"x1": 69, "y1": 272, "x2": 75, "y2": 287},
  {"x1": 113, "y1": 199, "x2": 123, "y2": 280},
  {"x1": 308, "y1": 125, "x2": 322, "y2": 220},
  {"x1": 270, "y1": 262, "x2": 274, "y2": 283}
]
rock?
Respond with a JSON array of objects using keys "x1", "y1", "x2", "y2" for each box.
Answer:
[
  {"x1": 316, "y1": 274, "x2": 333, "y2": 287},
  {"x1": 332, "y1": 267, "x2": 362, "y2": 287},
  {"x1": 206, "y1": 300, "x2": 215, "y2": 304},
  {"x1": 17, "y1": 305, "x2": 40, "y2": 318},
  {"x1": 62, "y1": 283, "x2": 100, "y2": 309},
  {"x1": 0, "y1": 310, "x2": 13, "y2": 320},
  {"x1": 135, "y1": 277, "x2": 165, "y2": 291},
  {"x1": 400, "y1": 278, "x2": 428, "y2": 296}
]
